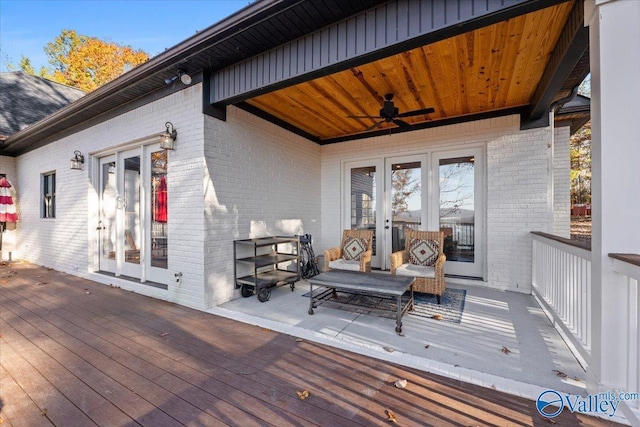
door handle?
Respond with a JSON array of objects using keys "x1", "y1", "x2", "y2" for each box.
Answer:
[{"x1": 385, "y1": 225, "x2": 390, "y2": 229}]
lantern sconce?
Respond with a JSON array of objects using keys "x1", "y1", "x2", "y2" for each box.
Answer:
[
  {"x1": 70, "y1": 150, "x2": 85, "y2": 170},
  {"x1": 160, "y1": 122, "x2": 177, "y2": 150}
]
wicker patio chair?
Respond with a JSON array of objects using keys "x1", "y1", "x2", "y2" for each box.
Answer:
[
  {"x1": 323, "y1": 229, "x2": 373, "y2": 272},
  {"x1": 389, "y1": 229, "x2": 446, "y2": 303}
]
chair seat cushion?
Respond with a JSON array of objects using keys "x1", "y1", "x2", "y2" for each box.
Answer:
[
  {"x1": 408, "y1": 238, "x2": 440, "y2": 266},
  {"x1": 395, "y1": 263, "x2": 436, "y2": 278},
  {"x1": 329, "y1": 259, "x2": 362, "y2": 272},
  {"x1": 342, "y1": 236, "x2": 368, "y2": 261}
]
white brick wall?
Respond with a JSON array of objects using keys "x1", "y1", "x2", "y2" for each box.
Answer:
[
  {"x1": 203, "y1": 106, "x2": 321, "y2": 307},
  {"x1": 321, "y1": 115, "x2": 562, "y2": 294},
  {"x1": 13, "y1": 85, "x2": 207, "y2": 309},
  {"x1": 554, "y1": 126, "x2": 571, "y2": 238},
  {"x1": 486, "y1": 127, "x2": 551, "y2": 292},
  {"x1": 9, "y1": 87, "x2": 571, "y2": 307}
]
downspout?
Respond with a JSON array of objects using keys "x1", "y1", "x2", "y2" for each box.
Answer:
[{"x1": 548, "y1": 85, "x2": 581, "y2": 234}]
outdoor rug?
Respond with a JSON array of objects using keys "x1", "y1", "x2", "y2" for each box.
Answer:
[{"x1": 302, "y1": 287, "x2": 466, "y2": 324}]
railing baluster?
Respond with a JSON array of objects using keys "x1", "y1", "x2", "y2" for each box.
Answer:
[{"x1": 531, "y1": 232, "x2": 591, "y2": 366}]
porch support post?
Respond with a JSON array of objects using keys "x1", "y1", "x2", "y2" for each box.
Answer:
[{"x1": 586, "y1": 0, "x2": 640, "y2": 392}]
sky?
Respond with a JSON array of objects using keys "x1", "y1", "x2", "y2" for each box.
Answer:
[{"x1": 0, "y1": 0, "x2": 251, "y2": 72}]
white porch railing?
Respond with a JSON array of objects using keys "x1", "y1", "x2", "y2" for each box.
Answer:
[
  {"x1": 531, "y1": 232, "x2": 591, "y2": 367},
  {"x1": 610, "y1": 254, "x2": 640, "y2": 417},
  {"x1": 531, "y1": 233, "x2": 640, "y2": 422}
]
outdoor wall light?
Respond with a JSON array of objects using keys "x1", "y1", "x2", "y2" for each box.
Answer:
[
  {"x1": 160, "y1": 122, "x2": 177, "y2": 150},
  {"x1": 164, "y1": 69, "x2": 192, "y2": 86},
  {"x1": 70, "y1": 150, "x2": 85, "y2": 170}
]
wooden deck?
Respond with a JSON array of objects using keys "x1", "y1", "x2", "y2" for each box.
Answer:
[{"x1": 0, "y1": 262, "x2": 623, "y2": 426}]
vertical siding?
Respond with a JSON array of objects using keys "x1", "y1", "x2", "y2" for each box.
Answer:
[{"x1": 212, "y1": 0, "x2": 523, "y2": 102}]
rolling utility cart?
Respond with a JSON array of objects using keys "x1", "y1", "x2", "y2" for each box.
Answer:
[{"x1": 234, "y1": 236, "x2": 300, "y2": 302}]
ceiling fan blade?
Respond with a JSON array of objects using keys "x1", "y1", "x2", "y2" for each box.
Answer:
[
  {"x1": 347, "y1": 115, "x2": 383, "y2": 119},
  {"x1": 366, "y1": 120, "x2": 386, "y2": 131},
  {"x1": 396, "y1": 107, "x2": 435, "y2": 118},
  {"x1": 393, "y1": 119, "x2": 411, "y2": 128}
]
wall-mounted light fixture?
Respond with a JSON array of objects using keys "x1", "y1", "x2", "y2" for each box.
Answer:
[
  {"x1": 160, "y1": 122, "x2": 177, "y2": 150},
  {"x1": 164, "y1": 69, "x2": 192, "y2": 86},
  {"x1": 70, "y1": 150, "x2": 85, "y2": 170}
]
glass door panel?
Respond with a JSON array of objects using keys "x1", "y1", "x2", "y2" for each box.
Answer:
[
  {"x1": 434, "y1": 149, "x2": 484, "y2": 278},
  {"x1": 99, "y1": 156, "x2": 117, "y2": 273},
  {"x1": 150, "y1": 150, "x2": 168, "y2": 270},
  {"x1": 123, "y1": 155, "x2": 141, "y2": 266},
  {"x1": 390, "y1": 161, "x2": 422, "y2": 253},
  {"x1": 344, "y1": 160, "x2": 384, "y2": 268}
]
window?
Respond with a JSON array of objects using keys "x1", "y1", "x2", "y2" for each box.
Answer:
[{"x1": 42, "y1": 172, "x2": 56, "y2": 218}]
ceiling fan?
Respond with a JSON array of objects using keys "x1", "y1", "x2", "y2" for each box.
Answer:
[{"x1": 347, "y1": 93, "x2": 435, "y2": 131}]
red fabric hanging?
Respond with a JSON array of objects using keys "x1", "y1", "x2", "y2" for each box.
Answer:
[
  {"x1": 0, "y1": 177, "x2": 18, "y2": 223},
  {"x1": 154, "y1": 176, "x2": 167, "y2": 223}
]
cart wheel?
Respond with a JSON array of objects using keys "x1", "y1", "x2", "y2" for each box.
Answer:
[
  {"x1": 257, "y1": 288, "x2": 271, "y2": 302},
  {"x1": 240, "y1": 284, "x2": 253, "y2": 298},
  {"x1": 290, "y1": 283, "x2": 295, "y2": 291},
  {"x1": 308, "y1": 308, "x2": 314, "y2": 315}
]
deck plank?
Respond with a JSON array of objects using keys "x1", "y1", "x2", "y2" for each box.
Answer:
[{"x1": 0, "y1": 262, "x2": 626, "y2": 427}]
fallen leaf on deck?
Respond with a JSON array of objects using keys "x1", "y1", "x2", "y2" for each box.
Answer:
[
  {"x1": 385, "y1": 408, "x2": 398, "y2": 423},
  {"x1": 383, "y1": 346, "x2": 395, "y2": 353},
  {"x1": 553, "y1": 370, "x2": 568, "y2": 378},
  {"x1": 85, "y1": 291, "x2": 91, "y2": 295},
  {"x1": 160, "y1": 332, "x2": 169, "y2": 337},
  {"x1": 262, "y1": 328, "x2": 271, "y2": 332},
  {"x1": 394, "y1": 379, "x2": 407, "y2": 388},
  {"x1": 296, "y1": 390, "x2": 310, "y2": 400},
  {"x1": 41, "y1": 408, "x2": 47, "y2": 416},
  {"x1": 574, "y1": 377, "x2": 581, "y2": 382},
  {"x1": 295, "y1": 338, "x2": 303, "y2": 342},
  {"x1": 431, "y1": 314, "x2": 444, "y2": 321},
  {"x1": 501, "y1": 346, "x2": 511, "y2": 355}
]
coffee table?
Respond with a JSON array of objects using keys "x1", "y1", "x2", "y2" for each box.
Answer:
[{"x1": 307, "y1": 270, "x2": 415, "y2": 333}]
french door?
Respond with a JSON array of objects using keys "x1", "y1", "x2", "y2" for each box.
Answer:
[
  {"x1": 98, "y1": 146, "x2": 169, "y2": 283},
  {"x1": 344, "y1": 148, "x2": 484, "y2": 278}
]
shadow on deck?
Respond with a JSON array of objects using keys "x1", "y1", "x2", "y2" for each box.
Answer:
[{"x1": 0, "y1": 262, "x2": 624, "y2": 426}]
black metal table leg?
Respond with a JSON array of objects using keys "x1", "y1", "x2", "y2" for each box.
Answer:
[
  {"x1": 395, "y1": 294, "x2": 402, "y2": 333},
  {"x1": 308, "y1": 281, "x2": 314, "y2": 315}
]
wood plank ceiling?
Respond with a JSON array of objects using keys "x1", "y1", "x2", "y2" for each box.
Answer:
[{"x1": 245, "y1": 1, "x2": 574, "y2": 141}]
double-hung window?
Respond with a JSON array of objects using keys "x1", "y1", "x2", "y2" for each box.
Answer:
[{"x1": 42, "y1": 172, "x2": 56, "y2": 218}]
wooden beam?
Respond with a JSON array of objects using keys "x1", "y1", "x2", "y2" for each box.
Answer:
[{"x1": 522, "y1": 0, "x2": 588, "y2": 129}]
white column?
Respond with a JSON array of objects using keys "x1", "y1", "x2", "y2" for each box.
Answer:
[{"x1": 586, "y1": 0, "x2": 640, "y2": 391}]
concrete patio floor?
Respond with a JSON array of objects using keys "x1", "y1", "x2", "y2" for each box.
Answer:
[{"x1": 217, "y1": 278, "x2": 589, "y2": 401}]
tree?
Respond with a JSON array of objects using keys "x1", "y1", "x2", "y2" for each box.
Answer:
[
  {"x1": 43, "y1": 29, "x2": 149, "y2": 92},
  {"x1": 7, "y1": 30, "x2": 149, "y2": 91},
  {"x1": 391, "y1": 169, "x2": 419, "y2": 214},
  {"x1": 570, "y1": 121, "x2": 591, "y2": 205}
]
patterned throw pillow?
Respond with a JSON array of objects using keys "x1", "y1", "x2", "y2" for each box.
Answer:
[
  {"x1": 342, "y1": 236, "x2": 369, "y2": 261},
  {"x1": 408, "y1": 238, "x2": 440, "y2": 266}
]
